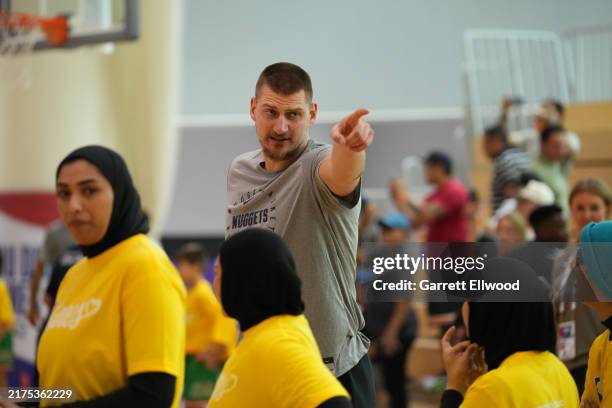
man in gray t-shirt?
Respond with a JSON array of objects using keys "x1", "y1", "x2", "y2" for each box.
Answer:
[{"x1": 226, "y1": 62, "x2": 375, "y2": 407}]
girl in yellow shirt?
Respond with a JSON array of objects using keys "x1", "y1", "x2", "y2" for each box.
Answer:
[
  {"x1": 440, "y1": 257, "x2": 579, "y2": 408},
  {"x1": 209, "y1": 228, "x2": 351, "y2": 408}
]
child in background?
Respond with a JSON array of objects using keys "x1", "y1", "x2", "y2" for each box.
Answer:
[
  {"x1": 0, "y1": 252, "x2": 15, "y2": 387},
  {"x1": 176, "y1": 243, "x2": 238, "y2": 408}
]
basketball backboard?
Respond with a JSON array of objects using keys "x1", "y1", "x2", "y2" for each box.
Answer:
[{"x1": 0, "y1": 0, "x2": 138, "y2": 51}]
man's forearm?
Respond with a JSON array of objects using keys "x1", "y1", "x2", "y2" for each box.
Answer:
[
  {"x1": 327, "y1": 144, "x2": 365, "y2": 196},
  {"x1": 397, "y1": 200, "x2": 424, "y2": 227},
  {"x1": 321, "y1": 108, "x2": 372, "y2": 197},
  {"x1": 385, "y1": 302, "x2": 411, "y2": 334},
  {"x1": 30, "y1": 261, "x2": 44, "y2": 307}
]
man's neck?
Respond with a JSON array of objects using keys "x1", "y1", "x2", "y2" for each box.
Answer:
[
  {"x1": 263, "y1": 157, "x2": 293, "y2": 172},
  {"x1": 539, "y1": 155, "x2": 558, "y2": 164},
  {"x1": 494, "y1": 145, "x2": 510, "y2": 159},
  {"x1": 436, "y1": 176, "x2": 451, "y2": 188}
]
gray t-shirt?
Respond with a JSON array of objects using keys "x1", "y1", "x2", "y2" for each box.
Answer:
[{"x1": 226, "y1": 140, "x2": 369, "y2": 376}]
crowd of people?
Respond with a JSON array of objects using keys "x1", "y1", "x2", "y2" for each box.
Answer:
[
  {"x1": 353, "y1": 96, "x2": 612, "y2": 407},
  {"x1": 0, "y1": 64, "x2": 610, "y2": 408}
]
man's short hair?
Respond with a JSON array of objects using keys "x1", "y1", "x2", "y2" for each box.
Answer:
[
  {"x1": 518, "y1": 170, "x2": 541, "y2": 187},
  {"x1": 528, "y1": 204, "x2": 563, "y2": 229},
  {"x1": 255, "y1": 62, "x2": 313, "y2": 102},
  {"x1": 540, "y1": 125, "x2": 564, "y2": 144},
  {"x1": 424, "y1": 151, "x2": 453, "y2": 175},
  {"x1": 175, "y1": 242, "x2": 207, "y2": 265},
  {"x1": 504, "y1": 170, "x2": 542, "y2": 190},
  {"x1": 484, "y1": 125, "x2": 508, "y2": 145},
  {"x1": 544, "y1": 99, "x2": 565, "y2": 118}
]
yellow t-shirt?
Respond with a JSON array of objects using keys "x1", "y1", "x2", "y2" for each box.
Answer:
[
  {"x1": 0, "y1": 279, "x2": 14, "y2": 330},
  {"x1": 37, "y1": 234, "x2": 186, "y2": 407},
  {"x1": 185, "y1": 279, "x2": 237, "y2": 355},
  {"x1": 461, "y1": 351, "x2": 579, "y2": 407},
  {"x1": 582, "y1": 329, "x2": 612, "y2": 406},
  {"x1": 208, "y1": 314, "x2": 349, "y2": 408}
]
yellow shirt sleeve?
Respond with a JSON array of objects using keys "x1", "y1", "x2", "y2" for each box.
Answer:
[
  {"x1": 197, "y1": 281, "x2": 238, "y2": 354},
  {"x1": 582, "y1": 332, "x2": 605, "y2": 404},
  {"x1": 121, "y1": 253, "x2": 186, "y2": 377},
  {"x1": 0, "y1": 280, "x2": 15, "y2": 330},
  {"x1": 211, "y1": 316, "x2": 238, "y2": 355},
  {"x1": 265, "y1": 338, "x2": 349, "y2": 407},
  {"x1": 461, "y1": 387, "x2": 502, "y2": 407}
]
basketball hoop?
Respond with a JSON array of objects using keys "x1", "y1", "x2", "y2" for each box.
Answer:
[
  {"x1": 0, "y1": 12, "x2": 68, "y2": 89},
  {"x1": 0, "y1": 12, "x2": 68, "y2": 51}
]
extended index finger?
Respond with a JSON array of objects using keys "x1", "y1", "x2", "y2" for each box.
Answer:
[
  {"x1": 441, "y1": 326, "x2": 456, "y2": 348},
  {"x1": 342, "y1": 108, "x2": 369, "y2": 135}
]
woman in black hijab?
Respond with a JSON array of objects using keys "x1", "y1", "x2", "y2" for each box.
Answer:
[
  {"x1": 54, "y1": 145, "x2": 149, "y2": 258},
  {"x1": 208, "y1": 228, "x2": 351, "y2": 408},
  {"x1": 439, "y1": 257, "x2": 579, "y2": 408},
  {"x1": 34, "y1": 146, "x2": 185, "y2": 408}
]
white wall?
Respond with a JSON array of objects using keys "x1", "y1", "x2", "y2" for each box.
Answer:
[{"x1": 180, "y1": 0, "x2": 612, "y2": 115}]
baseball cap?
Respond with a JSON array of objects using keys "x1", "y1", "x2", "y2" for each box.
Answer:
[
  {"x1": 518, "y1": 180, "x2": 555, "y2": 206},
  {"x1": 378, "y1": 213, "x2": 411, "y2": 230}
]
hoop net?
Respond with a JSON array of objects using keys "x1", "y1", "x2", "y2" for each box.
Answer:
[{"x1": 0, "y1": 12, "x2": 68, "y2": 89}]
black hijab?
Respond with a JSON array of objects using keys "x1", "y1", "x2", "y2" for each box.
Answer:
[
  {"x1": 467, "y1": 257, "x2": 556, "y2": 370},
  {"x1": 56, "y1": 145, "x2": 149, "y2": 258},
  {"x1": 218, "y1": 228, "x2": 304, "y2": 331}
]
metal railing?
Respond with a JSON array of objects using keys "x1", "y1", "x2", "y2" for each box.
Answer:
[
  {"x1": 464, "y1": 29, "x2": 569, "y2": 136},
  {"x1": 564, "y1": 23, "x2": 612, "y2": 102}
]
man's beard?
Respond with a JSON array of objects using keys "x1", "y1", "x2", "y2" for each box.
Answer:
[{"x1": 262, "y1": 136, "x2": 307, "y2": 162}]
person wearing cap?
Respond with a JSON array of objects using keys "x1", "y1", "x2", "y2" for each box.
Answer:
[
  {"x1": 361, "y1": 213, "x2": 417, "y2": 408},
  {"x1": 516, "y1": 179, "x2": 557, "y2": 241},
  {"x1": 516, "y1": 179, "x2": 556, "y2": 219},
  {"x1": 483, "y1": 125, "x2": 530, "y2": 212},
  {"x1": 377, "y1": 212, "x2": 410, "y2": 237},
  {"x1": 531, "y1": 125, "x2": 573, "y2": 217},
  {"x1": 391, "y1": 152, "x2": 468, "y2": 334},
  {"x1": 578, "y1": 221, "x2": 612, "y2": 407},
  {"x1": 209, "y1": 228, "x2": 351, "y2": 408},
  {"x1": 488, "y1": 175, "x2": 555, "y2": 240},
  {"x1": 500, "y1": 98, "x2": 581, "y2": 161}
]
